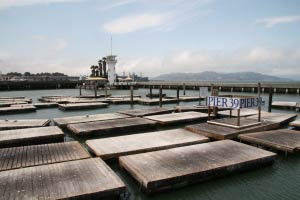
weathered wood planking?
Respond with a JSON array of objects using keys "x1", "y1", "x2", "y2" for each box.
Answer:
[
  {"x1": 167, "y1": 96, "x2": 204, "y2": 102},
  {"x1": 58, "y1": 102, "x2": 108, "y2": 111},
  {"x1": 138, "y1": 98, "x2": 179, "y2": 105},
  {"x1": 186, "y1": 118, "x2": 278, "y2": 140},
  {"x1": 0, "y1": 119, "x2": 50, "y2": 131},
  {"x1": 0, "y1": 96, "x2": 25, "y2": 99},
  {"x1": 239, "y1": 129, "x2": 300, "y2": 153},
  {"x1": 207, "y1": 118, "x2": 262, "y2": 129},
  {"x1": 289, "y1": 119, "x2": 300, "y2": 128},
  {"x1": 53, "y1": 113, "x2": 129, "y2": 127},
  {"x1": 0, "y1": 158, "x2": 126, "y2": 199},
  {"x1": 0, "y1": 141, "x2": 90, "y2": 171},
  {"x1": 144, "y1": 111, "x2": 208, "y2": 125},
  {"x1": 175, "y1": 105, "x2": 228, "y2": 113},
  {"x1": 0, "y1": 98, "x2": 32, "y2": 103},
  {"x1": 86, "y1": 129, "x2": 209, "y2": 160},
  {"x1": 0, "y1": 101, "x2": 28, "y2": 107},
  {"x1": 33, "y1": 102, "x2": 59, "y2": 108},
  {"x1": 0, "y1": 105, "x2": 36, "y2": 114},
  {"x1": 119, "y1": 140, "x2": 276, "y2": 193},
  {"x1": 272, "y1": 101, "x2": 298, "y2": 109},
  {"x1": 246, "y1": 112, "x2": 297, "y2": 125},
  {"x1": 107, "y1": 98, "x2": 140, "y2": 104},
  {"x1": 0, "y1": 126, "x2": 64, "y2": 147},
  {"x1": 67, "y1": 117, "x2": 157, "y2": 135},
  {"x1": 118, "y1": 107, "x2": 174, "y2": 117},
  {"x1": 218, "y1": 109, "x2": 259, "y2": 117}
]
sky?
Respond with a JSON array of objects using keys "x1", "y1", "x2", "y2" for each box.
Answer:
[{"x1": 0, "y1": 0, "x2": 300, "y2": 79}]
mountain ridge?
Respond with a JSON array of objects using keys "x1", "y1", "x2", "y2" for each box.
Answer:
[{"x1": 151, "y1": 71, "x2": 295, "y2": 82}]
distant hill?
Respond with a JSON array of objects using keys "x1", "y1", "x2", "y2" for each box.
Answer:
[{"x1": 151, "y1": 71, "x2": 293, "y2": 82}]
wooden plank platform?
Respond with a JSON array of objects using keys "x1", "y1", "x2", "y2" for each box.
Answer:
[
  {"x1": 67, "y1": 117, "x2": 157, "y2": 135},
  {"x1": 118, "y1": 107, "x2": 174, "y2": 117},
  {"x1": 272, "y1": 101, "x2": 298, "y2": 109},
  {"x1": 207, "y1": 118, "x2": 262, "y2": 129},
  {"x1": 168, "y1": 96, "x2": 204, "y2": 102},
  {"x1": 144, "y1": 111, "x2": 208, "y2": 125},
  {"x1": 289, "y1": 118, "x2": 300, "y2": 128},
  {"x1": 119, "y1": 140, "x2": 276, "y2": 193},
  {"x1": 0, "y1": 119, "x2": 50, "y2": 131},
  {"x1": 138, "y1": 98, "x2": 179, "y2": 105},
  {"x1": 86, "y1": 129, "x2": 209, "y2": 160},
  {"x1": 53, "y1": 113, "x2": 129, "y2": 127},
  {"x1": 186, "y1": 118, "x2": 278, "y2": 140},
  {"x1": 0, "y1": 141, "x2": 90, "y2": 171},
  {"x1": 0, "y1": 158, "x2": 126, "y2": 199},
  {"x1": 33, "y1": 102, "x2": 59, "y2": 108},
  {"x1": 107, "y1": 97, "x2": 140, "y2": 104},
  {"x1": 0, "y1": 105, "x2": 36, "y2": 114},
  {"x1": 239, "y1": 129, "x2": 300, "y2": 153},
  {"x1": 0, "y1": 96, "x2": 25, "y2": 99},
  {"x1": 58, "y1": 102, "x2": 108, "y2": 110},
  {"x1": 247, "y1": 112, "x2": 297, "y2": 125},
  {"x1": 0, "y1": 126, "x2": 64, "y2": 147},
  {"x1": 218, "y1": 109, "x2": 259, "y2": 117},
  {"x1": 0, "y1": 98, "x2": 32, "y2": 103}
]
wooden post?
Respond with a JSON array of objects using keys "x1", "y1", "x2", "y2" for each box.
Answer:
[
  {"x1": 208, "y1": 106, "x2": 211, "y2": 120},
  {"x1": 105, "y1": 85, "x2": 108, "y2": 97},
  {"x1": 130, "y1": 85, "x2": 134, "y2": 105},
  {"x1": 94, "y1": 81, "x2": 97, "y2": 98},
  {"x1": 258, "y1": 82, "x2": 261, "y2": 122},
  {"x1": 150, "y1": 86, "x2": 153, "y2": 99},
  {"x1": 199, "y1": 87, "x2": 201, "y2": 106},
  {"x1": 183, "y1": 83, "x2": 186, "y2": 96},
  {"x1": 230, "y1": 109, "x2": 232, "y2": 118},
  {"x1": 79, "y1": 85, "x2": 82, "y2": 96},
  {"x1": 177, "y1": 87, "x2": 180, "y2": 100},
  {"x1": 237, "y1": 109, "x2": 240, "y2": 126},
  {"x1": 159, "y1": 85, "x2": 163, "y2": 107},
  {"x1": 268, "y1": 87, "x2": 273, "y2": 112}
]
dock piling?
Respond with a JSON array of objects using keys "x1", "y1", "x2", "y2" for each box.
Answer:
[
  {"x1": 150, "y1": 86, "x2": 153, "y2": 99},
  {"x1": 159, "y1": 85, "x2": 163, "y2": 107},
  {"x1": 268, "y1": 87, "x2": 273, "y2": 112},
  {"x1": 258, "y1": 82, "x2": 261, "y2": 122},
  {"x1": 130, "y1": 85, "x2": 134, "y2": 105},
  {"x1": 177, "y1": 87, "x2": 180, "y2": 100}
]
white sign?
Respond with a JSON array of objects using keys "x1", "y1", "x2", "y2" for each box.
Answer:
[
  {"x1": 207, "y1": 96, "x2": 262, "y2": 109},
  {"x1": 199, "y1": 87, "x2": 209, "y2": 97}
]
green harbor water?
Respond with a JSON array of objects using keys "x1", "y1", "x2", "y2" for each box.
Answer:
[{"x1": 0, "y1": 88, "x2": 299, "y2": 200}]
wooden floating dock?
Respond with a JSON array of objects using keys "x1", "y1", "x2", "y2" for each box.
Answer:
[
  {"x1": 119, "y1": 140, "x2": 276, "y2": 193},
  {"x1": 144, "y1": 111, "x2": 208, "y2": 125},
  {"x1": 0, "y1": 126, "x2": 64, "y2": 148},
  {"x1": 247, "y1": 112, "x2": 297, "y2": 125},
  {"x1": 53, "y1": 113, "x2": 129, "y2": 127},
  {"x1": 272, "y1": 101, "x2": 298, "y2": 109},
  {"x1": 33, "y1": 102, "x2": 59, "y2": 108},
  {"x1": 106, "y1": 97, "x2": 140, "y2": 104},
  {"x1": 289, "y1": 118, "x2": 300, "y2": 128},
  {"x1": 239, "y1": 129, "x2": 300, "y2": 153},
  {"x1": 67, "y1": 117, "x2": 157, "y2": 135},
  {"x1": 167, "y1": 96, "x2": 204, "y2": 102},
  {"x1": 118, "y1": 107, "x2": 174, "y2": 117},
  {"x1": 0, "y1": 105, "x2": 36, "y2": 114},
  {"x1": 58, "y1": 102, "x2": 108, "y2": 111},
  {"x1": 218, "y1": 108, "x2": 258, "y2": 117},
  {"x1": 175, "y1": 105, "x2": 228, "y2": 113},
  {"x1": 0, "y1": 119, "x2": 50, "y2": 131},
  {"x1": 86, "y1": 128, "x2": 209, "y2": 160},
  {"x1": 0, "y1": 96, "x2": 25, "y2": 99},
  {"x1": 146, "y1": 93, "x2": 166, "y2": 98},
  {"x1": 0, "y1": 98, "x2": 32, "y2": 103},
  {"x1": 186, "y1": 118, "x2": 278, "y2": 140},
  {"x1": 138, "y1": 98, "x2": 179, "y2": 105},
  {"x1": 0, "y1": 141, "x2": 90, "y2": 171},
  {"x1": 0, "y1": 158, "x2": 126, "y2": 199}
]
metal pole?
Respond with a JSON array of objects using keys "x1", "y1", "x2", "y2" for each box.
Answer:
[
  {"x1": 94, "y1": 81, "x2": 97, "y2": 97},
  {"x1": 130, "y1": 85, "x2": 134, "y2": 105},
  {"x1": 268, "y1": 87, "x2": 273, "y2": 112},
  {"x1": 159, "y1": 85, "x2": 163, "y2": 107},
  {"x1": 150, "y1": 86, "x2": 153, "y2": 99},
  {"x1": 237, "y1": 109, "x2": 240, "y2": 126},
  {"x1": 258, "y1": 82, "x2": 261, "y2": 122}
]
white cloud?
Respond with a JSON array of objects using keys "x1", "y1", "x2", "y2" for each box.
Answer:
[
  {"x1": 102, "y1": 0, "x2": 212, "y2": 34},
  {"x1": 256, "y1": 15, "x2": 300, "y2": 28},
  {"x1": 32, "y1": 35, "x2": 47, "y2": 41},
  {"x1": 0, "y1": 0, "x2": 81, "y2": 10},
  {"x1": 103, "y1": 13, "x2": 171, "y2": 34}
]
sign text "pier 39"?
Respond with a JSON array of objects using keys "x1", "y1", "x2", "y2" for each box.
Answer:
[{"x1": 207, "y1": 96, "x2": 263, "y2": 109}]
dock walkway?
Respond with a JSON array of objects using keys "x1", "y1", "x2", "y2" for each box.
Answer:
[
  {"x1": 118, "y1": 107, "x2": 174, "y2": 117},
  {"x1": 0, "y1": 126, "x2": 64, "y2": 147},
  {"x1": 239, "y1": 129, "x2": 300, "y2": 153},
  {"x1": 86, "y1": 129, "x2": 209, "y2": 160},
  {"x1": 58, "y1": 102, "x2": 108, "y2": 110},
  {"x1": 144, "y1": 111, "x2": 208, "y2": 125},
  {"x1": 0, "y1": 119, "x2": 50, "y2": 131},
  {"x1": 0, "y1": 158, "x2": 126, "y2": 199},
  {"x1": 119, "y1": 140, "x2": 276, "y2": 193},
  {"x1": 67, "y1": 117, "x2": 157, "y2": 135},
  {"x1": 0, "y1": 141, "x2": 90, "y2": 171}
]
